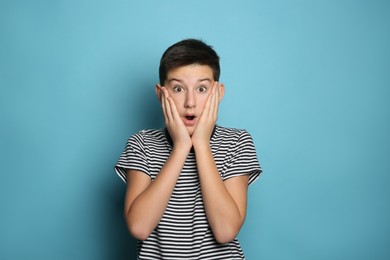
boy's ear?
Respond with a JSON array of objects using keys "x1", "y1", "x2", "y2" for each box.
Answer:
[
  {"x1": 155, "y1": 84, "x2": 162, "y2": 102},
  {"x1": 218, "y1": 83, "x2": 225, "y2": 102}
]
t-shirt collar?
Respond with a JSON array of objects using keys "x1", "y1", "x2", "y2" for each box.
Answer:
[{"x1": 164, "y1": 125, "x2": 217, "y2": 148}]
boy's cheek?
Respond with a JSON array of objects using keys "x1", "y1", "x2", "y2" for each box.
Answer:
[
  {"x1": 168, "y1": 95, "x2": 180, "y2": 107},
  {"x1": 199, "y1": 98, "x2": 210, "y2": 112}
]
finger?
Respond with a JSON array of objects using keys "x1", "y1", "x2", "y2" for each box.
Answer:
[
  {"x1": 167, "y1": 96, "x2": 180, "y2": 121},
  {"x1": 160, "y1": 88, "x2": 168, "y2": 122},
  {"x1": 213, "y1": 84, "x2": 220, "y2": 118},
  {"x1": 202, "y1": 87, "x2": 213, "y2": 118},
  {"x1": 162, "y1": 87, "x2": 173, "y2": 123},
  {"x1": 209, "y1": 83, "x2": 217, "y2": 118}
]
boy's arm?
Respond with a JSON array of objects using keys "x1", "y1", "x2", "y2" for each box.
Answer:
[
  {"x1": 124, "y1": 86, "x2": 192, "y2": 241},
  {"x1": 124, "y1": 145, "x2": 190, "y2": 240},
  {"x1": 194, "y1": 145, "x2": 249, "y2": 244},
  {"x1": 192, "y1": 83, "x2": 248, "y2": 243}
]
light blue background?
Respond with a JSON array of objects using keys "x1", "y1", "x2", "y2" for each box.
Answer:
[{"x1": 1, "y1": 0, "x2": 389, "y2": 259}]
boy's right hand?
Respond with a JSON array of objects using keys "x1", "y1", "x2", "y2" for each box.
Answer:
[{"x1": 160, "y1": 86, "x2": 192, "y2": 152}]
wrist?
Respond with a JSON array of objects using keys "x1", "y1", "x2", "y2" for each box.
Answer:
[
  {"x1": 172, "y1": 143, "x2": 192, "y2": 155},
  {"x1": 192, "y1": 140, "x2": 211, "y2": 153}
]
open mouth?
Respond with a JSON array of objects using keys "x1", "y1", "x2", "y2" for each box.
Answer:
[{"x1": 183, "y1": 115, "x2": 196, "y2": 126}]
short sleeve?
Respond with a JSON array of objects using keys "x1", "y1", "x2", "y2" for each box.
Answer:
[
  {"x1": 223, "y1": 130, "x2": 262, "y2": 185},
  {"x1": 114, "y1": 131, "x2": 150, "y2": 183}
]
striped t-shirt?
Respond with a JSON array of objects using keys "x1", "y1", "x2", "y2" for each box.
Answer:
[{"x1": 115, "y1": 125, "x2": 262, "y2": 260}]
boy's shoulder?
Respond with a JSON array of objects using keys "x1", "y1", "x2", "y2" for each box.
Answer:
[
  {"x1": 127, "y1": 128, "x2": 166, "y2": 143},
  {"x1": 215, "y1": 125, "x2": 250, "y2": 136},
  {"x1": 214, "y1": 125, "x2": 256, "y2": 145},
  {"x1": 137, "y1": 128, "x2": 165, "y2": 136}
]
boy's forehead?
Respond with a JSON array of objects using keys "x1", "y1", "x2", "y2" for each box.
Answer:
[{"x1": 166, "y1": 64, "x2": 214, "y2": 83}]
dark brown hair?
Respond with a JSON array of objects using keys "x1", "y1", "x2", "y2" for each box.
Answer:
[{"x1": 159, "y1": 39, "x2": 220, "y2": 85}]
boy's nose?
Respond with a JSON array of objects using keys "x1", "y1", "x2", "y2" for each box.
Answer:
[{"x1": 184, "y1": 91, "x2": 196, "y2": 108}]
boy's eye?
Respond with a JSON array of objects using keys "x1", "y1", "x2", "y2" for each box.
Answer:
[
  {"x1": 173, "y1": 86, "x2": 184, "y2": 92},
  {"x1": 198, "y1": 86, "x2": 208, "y2": 93}
]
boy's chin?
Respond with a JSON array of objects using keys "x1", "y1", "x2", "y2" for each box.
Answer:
[{"x1": 186, "y1": 126, "x2": 195, "y2": 136}]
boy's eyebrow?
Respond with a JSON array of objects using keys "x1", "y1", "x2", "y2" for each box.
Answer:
[
  {"x1": 167, "y1": 78, "x2": 212, "y2": 83},
  {"x1": 167, "y1": 78, "x2": 183, "y2": 83},
  {"x1": 198, "y1": 78, "x2": 212, "y2": 83}
]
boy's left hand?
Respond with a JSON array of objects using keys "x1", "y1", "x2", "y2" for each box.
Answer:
[{"x1": 191, "y1": 82, "x2": 220, "y2": 148}]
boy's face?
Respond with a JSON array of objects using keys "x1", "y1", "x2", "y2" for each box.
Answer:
[{"x1": 156, "y1": 64, "x2": 224, "y2": 136}]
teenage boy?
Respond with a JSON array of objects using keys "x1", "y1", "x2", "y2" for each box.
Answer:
[{"x1": 115, "y1": 39, "x2": 261, "y2": 259}]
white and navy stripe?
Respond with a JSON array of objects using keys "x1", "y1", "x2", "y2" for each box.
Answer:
[{"x1": 115, "y1": 125, "x2": 261, "y2": 260}]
